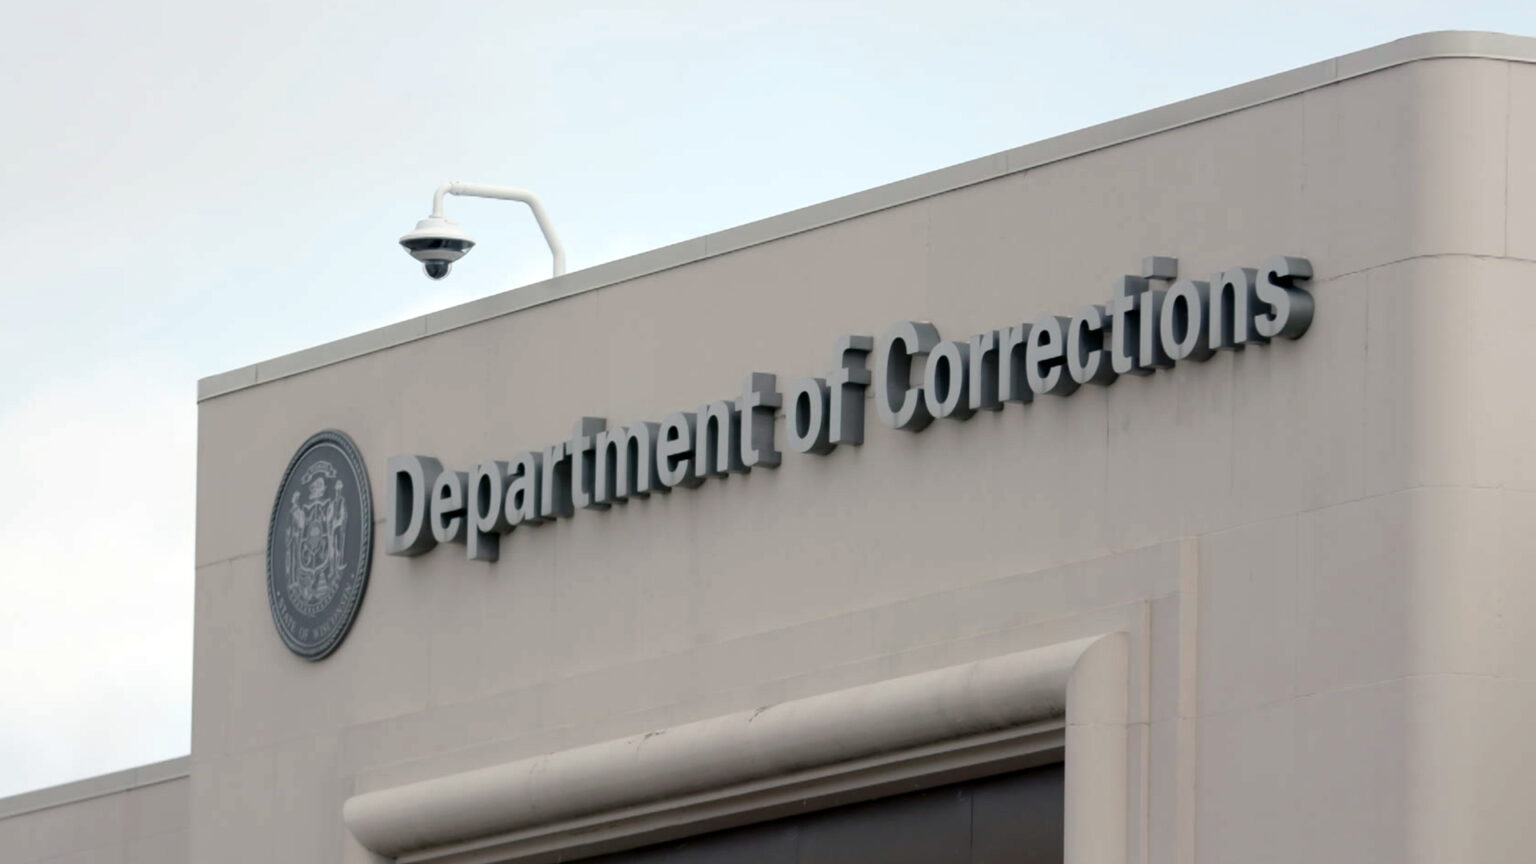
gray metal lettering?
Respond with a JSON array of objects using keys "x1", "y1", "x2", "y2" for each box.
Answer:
[
  {"x1": 923, "y1": 340, "x2": 973, "y2": 420},
  {"x1": 430, "y1": 470, "x2": 468, "y2": 545},
  {"x1": 1140, "y1": 255, "x2": 1179, "y2": 368},
  {"x1": 468, "y1": 460, "x2": 509, "y2": 561},
  {"x1": 1026, "y1": 315, "x2": 1079, "y2": 396},
  {"x1": 539, "y1": 441, "x2": 572, "y2": 519},
  {"x1": 505, "y1": 451, "x2": 543, "y2": 527},
  {"x1": 385, "y1": 455, "x2": 442, "y2": 556},
  {"x1": 1066, "y1": 305, "x2": 1115, "y2": 386},
  {"x1": 569, "y1": 416, "x2": 609, "y2": 510},
  {"x1": 595, "y1": 422, "x2": 663, "y2": 504},
  {"x1": 789, "y1": 377, "x2": 832, "y2": 454},
  {"x1": 593, "y1": 426, "x2": 625, "y2": 505},
  {"x1": 828, "y1": 335, "x2": 873, "y2": 446},
  {"x1": 1138, "y1": 287, "x2": 1172, "y2": 369},
  {"x1": 658, "y1": 412, "x2": 702, "y2": 488},
  {"x1": 967, "y1": 330, "x2": 1002, "y2": 411},
  {"x1": 740, "y1": 372, "x2": 782, "y2": 469},
  {"x1": 1161, "y1": 280, "x2": 1213, "y2": 362},
  {"x1": 1255, "y1": 256, "x2": 1315, "y2": 339},
  {"x1": 697, "y1": 400, "x2": 743, "y2": 477},
  {"x1": 877, "y1": 320, "x2": 939, "y2": 431},
  {"x1": 380, "y1": 252, "x2": 1318, "y2": 565},
  {"x1": 998, "y1": 323, "x2": 1034, "y2": 404},
  {"x1": 1110, "y1": 275, "x2": 1151, "y2": 375},
  {"x1": 1210, "y1": 267, "x2": 1266, "y2": 350}
]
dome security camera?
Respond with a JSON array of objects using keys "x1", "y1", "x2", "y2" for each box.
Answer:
[
  {"x1": 399, "y1": 183, "x2": 565, "y2": 283},
  {"x1": 399, "y1": 217, "x2": 476, "y2": 280}
]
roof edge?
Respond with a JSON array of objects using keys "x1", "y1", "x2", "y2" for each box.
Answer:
[
  {"x1": 0, "y1": 755, "x2": 191, "y2": 821},
  {"x1": 198, "y1": 30, "x2": 1536, "y2": 402}
]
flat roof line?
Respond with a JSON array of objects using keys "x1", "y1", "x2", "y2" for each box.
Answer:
[
  {"x1": 0, "y1": 756, "x2": 191, "y2": 821},
  {"x1": 198, "y1": 30, "x2": 1536, "y2": 402}
]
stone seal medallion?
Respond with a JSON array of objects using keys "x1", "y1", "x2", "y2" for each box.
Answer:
[{"x1": 266, "y1": 429, "x2": 372, "y2": 660}]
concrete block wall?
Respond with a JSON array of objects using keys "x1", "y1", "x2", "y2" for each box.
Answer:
[
  {"x1": 0, "y1": 759, "x2": 189, "y2": 864},
  {"x1": 174, "y1": 32, "x2": 1536, "y2": 864}
]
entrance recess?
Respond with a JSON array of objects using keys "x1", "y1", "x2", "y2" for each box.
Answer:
[{"x1": 344, "y1": 633, "x2": 1129, "y2": 864}]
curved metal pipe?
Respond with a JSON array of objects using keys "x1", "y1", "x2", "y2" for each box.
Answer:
[{"x1": 430, "y1": 181, "x2": 567, "y2": 277}]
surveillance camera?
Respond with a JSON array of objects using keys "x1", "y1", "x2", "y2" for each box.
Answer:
[{"x1": 399, "y1": 217, "x2": 475, "y2": 280}]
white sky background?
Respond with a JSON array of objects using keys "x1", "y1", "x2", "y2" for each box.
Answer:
[{"x1": 2, "y1": 0, "x2": 1533, "y2": 798}]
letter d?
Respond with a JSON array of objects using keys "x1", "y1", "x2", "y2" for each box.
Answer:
[{"x1": 385, "y1": 455, "x2": 442, "y2": 556}]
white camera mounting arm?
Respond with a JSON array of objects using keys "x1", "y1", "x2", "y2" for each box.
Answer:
[{"x1": 432, "y1": 182, "x2": 567, "y2": 278}]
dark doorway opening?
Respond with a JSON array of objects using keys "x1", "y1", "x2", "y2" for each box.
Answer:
[{"x1": 580, "y1": 762, "x2": 1064, "y2": 864}]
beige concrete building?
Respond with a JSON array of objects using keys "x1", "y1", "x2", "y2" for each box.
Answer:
[{"x1": 6, "y1": 29, "x2": 1536, "y2": 864}]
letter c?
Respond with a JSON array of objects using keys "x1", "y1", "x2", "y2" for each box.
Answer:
[{"x1": 875, "y1": 321, "x2": 940, "y2": 431}]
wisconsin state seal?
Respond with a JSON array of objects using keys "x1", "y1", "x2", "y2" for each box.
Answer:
[{"x1": 266, "y1": 430, "x2": 373, "y2": 660}]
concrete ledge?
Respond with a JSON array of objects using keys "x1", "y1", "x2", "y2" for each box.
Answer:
[
  {"x1": 0, "y1": 756, "x2": 190, "y2": 821},
  {"x1": 342, "y1": 634, "x2": 1129, "y2": 864},
  {"x1": 250, "y1": 316, "x2": 428, "y2": 393},
  {"x1": 198, "y1": 30, "x2": 1536, "y2": 403}
]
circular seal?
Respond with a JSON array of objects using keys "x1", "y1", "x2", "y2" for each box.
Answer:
[{"x1": 266, "y1": 430, "x2": 373, "y2": 661}]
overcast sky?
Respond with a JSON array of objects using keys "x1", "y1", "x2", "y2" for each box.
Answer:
[{"x1": 3, "y1": 0, "x2": 1533, "y2": 799}]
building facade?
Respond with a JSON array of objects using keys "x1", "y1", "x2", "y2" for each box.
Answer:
[{"x1": 6, "y1": 29, "x2": 1536, "y2": 864}]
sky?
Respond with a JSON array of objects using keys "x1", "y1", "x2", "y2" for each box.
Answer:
[{"x1": 2, "y1": 0, "x2": 1534, "y2": 799}]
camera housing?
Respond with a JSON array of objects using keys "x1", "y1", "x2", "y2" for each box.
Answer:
[{"x1": 399, "y1": 217, "x2": 476, "y2": 280}]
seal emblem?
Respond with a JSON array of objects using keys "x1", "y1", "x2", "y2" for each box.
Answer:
[{"x1": 266, "y1": 430, "x2": 372, "y2": 660}]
